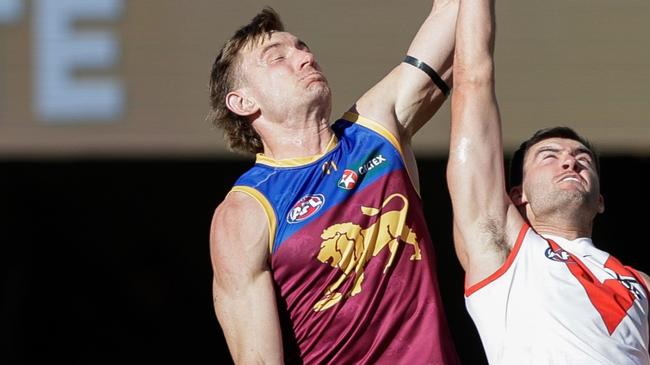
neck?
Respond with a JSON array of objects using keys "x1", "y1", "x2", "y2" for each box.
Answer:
[
  {"x1": 254, "y1": 111, "x2": 333, "y2": 160},
  {"x1": 525, "y1": 207, "x2": 594, "y2": 240}
]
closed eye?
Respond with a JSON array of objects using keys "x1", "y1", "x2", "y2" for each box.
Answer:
[
  {"x1": 297, "y1": 40, "x2": 310, "y2": 52},
  {"x1": 577, "y1": 155, "x2": 592, "y2": 165},
  {"x1": 535, "y1": 146, "x2": 560, "y2": 162}
]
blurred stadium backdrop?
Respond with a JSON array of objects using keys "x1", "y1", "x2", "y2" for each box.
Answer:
[{"x1": 2, "y1": 1, "x2": 648, "y2": 364}]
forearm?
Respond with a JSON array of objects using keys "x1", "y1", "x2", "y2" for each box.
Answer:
[
  {"x1": 396, "y1": 0, "x2": 459, "y2": 133},
  {"x1": 448, "y1": 0, "x2": 507, "y2": 237},
  {"x1": 213, "y1": 273, "x2": 284, "y2": 364},
  {"x1": 352, "y1": 0, "x2": 459, "y2": 139},
  {"x1": 448, "y1": 0, "x2": 501, "y2": 201},
  {"x1": 406, "y1": 0, "x2": 458, "y2": 75},
  {"x1": 453, "y1": 0, "x2": 495, "y2": 84}
]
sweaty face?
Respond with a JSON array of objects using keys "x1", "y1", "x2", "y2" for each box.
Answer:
[
  {"x1": 521, "y1": 137, "x2": 603, "y2": 218},
  {"x1": 238, "y1": 31, "x2": 331, "y2": 120}
]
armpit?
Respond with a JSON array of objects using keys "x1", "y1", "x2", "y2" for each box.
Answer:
[{"x1": 480, "y1": 216, "x2": 510, "y2": 258}]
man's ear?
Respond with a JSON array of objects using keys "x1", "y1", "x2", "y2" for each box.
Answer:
[
  {"x1": 225, "y1": 90, "x2": 258, "y2": 117},
  {"x1": 597, "y1": 193, "x2": 605, "y2": 214},
  {"x1": 509, "y1": 185, "x2": 525, "y2": 206}
]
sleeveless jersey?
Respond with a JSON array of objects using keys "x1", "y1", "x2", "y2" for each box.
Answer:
[
  {"x1": 465, "y1": 223, "x2": 650, "y2": 365},
  {"x1": 231, "y1": 112, "x2": 459, "y2": 365}
]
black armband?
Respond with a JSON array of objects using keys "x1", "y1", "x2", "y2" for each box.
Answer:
[{"x1": 403, "y1": 55, "x2": 450, "y2": 97}]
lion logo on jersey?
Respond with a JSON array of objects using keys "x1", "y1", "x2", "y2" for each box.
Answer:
[{"x1": 313, "y1": 193, "x2": 421, "y2": 311}]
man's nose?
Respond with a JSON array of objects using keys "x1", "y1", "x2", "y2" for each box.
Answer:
[
  {"x1": 562, "y1": 155, "x2": 578, "y2": 171},
  {"x1": 298, "y1": 50, "x2": 316, "y2": 70}
]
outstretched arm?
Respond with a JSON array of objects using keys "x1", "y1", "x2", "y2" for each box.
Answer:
[
  {"x1": 352, "y1": 0, "x2": 458, "y2": 140},
  {"x1": 446, "y1": 0, "x2": 523, "y2": 287},
  {"x1": 210, "y1": 192, "x2": 284, "y2": 364}
]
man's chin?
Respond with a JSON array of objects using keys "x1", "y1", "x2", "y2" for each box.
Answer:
[
  {"x1": 555, "y1": 189, "x2": 586, "y2": 202},
  {"x1": 552, "y1": 189, "x2": 603, "y2": 213},
  {"x1": 307, "y1": 80, "x2": 330, "y2": 93},
  {"x1": 307, "y1": 84, "x2": 332, "y2": 102}
]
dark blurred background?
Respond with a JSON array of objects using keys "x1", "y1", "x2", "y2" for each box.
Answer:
[
  {"x1": 1, "y1": 0, "x2": 649, "y2": 364},
  {"x1": 3, "y1": 156, "x2": 648, "y2": 364}
]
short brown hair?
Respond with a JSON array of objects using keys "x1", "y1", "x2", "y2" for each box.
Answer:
[
  {"x1": 207, "y1": 7, "x2": 284, "y2": 154},
  {"x1": 508, "y1": 126, "x2": 600, "y2": 190}
]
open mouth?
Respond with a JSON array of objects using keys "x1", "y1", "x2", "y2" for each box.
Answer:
[
  {"x1": 560, "y1": 176, "x2": 581, "y2": 183},
  {"x1": 557, "y1": 174, "x2": 586, "y2": 189}
]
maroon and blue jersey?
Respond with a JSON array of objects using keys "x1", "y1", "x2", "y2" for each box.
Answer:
[{"x1": 230, "y1": 112, "x2": 459, "y2": 364}]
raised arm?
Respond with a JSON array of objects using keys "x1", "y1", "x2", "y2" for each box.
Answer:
[
  {"x1": 446, "y1": 0, "x2": 523, "y2": 286},
  {"x1": 352, "y1": 0, "x2": 458, "y2": 140},
  {"x1": 210, "y1": 192, "x2": 284, "y2": 364}
]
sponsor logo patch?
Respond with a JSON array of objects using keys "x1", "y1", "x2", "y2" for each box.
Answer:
[
  {"x1": 287, "y1": 194, "x2": 325, "y2": 224},
  {"x1": 358, "y1": 154, "x2": 386, "y2": 175},
  {"x1": 338, "y1": 169, "x2": 358, "y2": 190},
  {"x1": 336, "y1": 154, "x2": 387, "y2": 190}
]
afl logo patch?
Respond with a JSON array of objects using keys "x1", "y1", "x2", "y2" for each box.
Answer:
[
  {"x1": 545, "y1": 247, "x2": 571, "y2": 262},
  {"x1": 287, "y1": 194, "x2": 325, "y2": 224}
]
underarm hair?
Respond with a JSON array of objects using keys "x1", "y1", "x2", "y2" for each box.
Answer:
[
  {"x1": 403, "y1": 55, "x2": 451, "y2": 97},
  {"x1": 481, "y1": 217, "x2": 509, "y2": 254}
]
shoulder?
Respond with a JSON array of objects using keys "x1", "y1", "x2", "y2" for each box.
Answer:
[
  {"x1": 210, "y1": 191, "x2": 269, "y2": 257},
  {"x1": 638, "y1": 270, "x2": 650, "y2": 291},
  {"x1": 212, "y1": 190, "x2": 262, "y2": 218},
  {"x1": 211, "y1": 190, "x2": 267, "y2": 232},
  {"x1": 232, "y1": 161, "x2": 272, "y2": 185},
  {"x1": 347, "y1": 97, "x2": 405, "y2": 145},
  {"x1": 210, "y1": 191, "x2": 272, "y2": 295},
  {"x1": 339, "y1": 112, "x2": 406, "y2": 155}
]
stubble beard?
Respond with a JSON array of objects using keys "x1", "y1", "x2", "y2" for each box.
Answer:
[
  {"x1": 306, "y1": 77, "x2": 331, "y2": 102},
  {"x1": 529, "y1": 186, "x2": 598, "y2": 223},
  {"x1": 301, "y1": 81, "x2": 332, "y2": 118}
]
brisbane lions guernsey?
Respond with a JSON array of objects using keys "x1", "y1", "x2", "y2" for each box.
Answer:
[
  {"x1": 465, "y1": 223, "x2": 649, "y2": 365},
  {"x1": 230, "y1": 113, "x2": 459, "y2": 364}
]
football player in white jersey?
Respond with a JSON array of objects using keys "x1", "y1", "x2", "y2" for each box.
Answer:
[{"x1": 447, "y1": 0, "x2": 650, "y2": 363}]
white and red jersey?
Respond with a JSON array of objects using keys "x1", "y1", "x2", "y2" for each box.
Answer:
[{"x1": 465, "y1": 223, "x2": 649, "y2": 365}]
